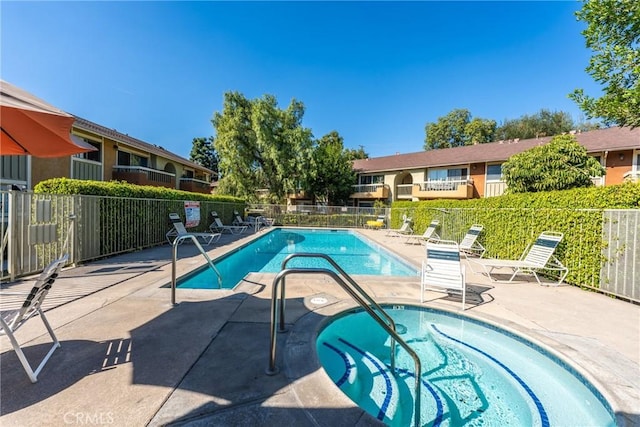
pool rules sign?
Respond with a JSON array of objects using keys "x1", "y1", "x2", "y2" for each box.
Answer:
[{"x1": 184, "y1": 201, "x2": 201, "y2": 228}]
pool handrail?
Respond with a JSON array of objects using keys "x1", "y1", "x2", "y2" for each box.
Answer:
[
  {"x1": 266, "y1": 259, "x2": 422, "y2": 427},
  {"x1": 280, "y1": 253, "x2": 399, "y2": 367},
  {"x1": 171, "y1": 234, "x2": 223, "y2": 305}
]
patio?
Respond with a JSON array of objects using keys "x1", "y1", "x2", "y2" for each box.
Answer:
[{"x1": 1, "y1": 229, "x2": 638, "y2": 426}]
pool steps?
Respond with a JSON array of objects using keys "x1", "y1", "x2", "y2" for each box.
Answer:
[{"x1": 324, "y1": 338, "x2": 411, "y2": 426}]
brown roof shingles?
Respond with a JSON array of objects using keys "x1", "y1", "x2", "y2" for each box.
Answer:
[
  {"x1": 72, "y1": 116, "x2": 213, "y2": 174},
  {"x1": 353, "y1": 127, "x2": 640, "y2": 173}
]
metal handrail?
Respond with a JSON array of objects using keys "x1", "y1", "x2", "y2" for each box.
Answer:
[
  {"x1": 280, "y1": 253, "x2": 399, "y2": 369},
  {"x1": 266, "y1": 260, "x2": 422, "y2": 427},
  {"x1": 171, "y1": 234, "x2": 223, "y2": 305}
]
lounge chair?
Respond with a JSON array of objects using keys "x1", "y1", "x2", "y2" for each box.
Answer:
[
  {"x1": 233, "y1": 210, "x2": 270, "y2": 232},
  {"x1": 459, "y1": 224, "x2": 486, "y2": 258},
  {"x1": 386, "y1": 216, "x2": 413, "y2": 237},
  {"x1": 232, "y1": 210, "x2": 254, "y2": 227},
  {"x1": 469, "y1": 231, "x2": 568, "y2": 286},
  {"x1": 421, "y1": 240, "x2": 467, "y2": 310},
  {"x1": 0, "y1": 254, "x2": 69, "y2": 382},
  {"x1": 405, "y1": 219, "x2": 440, "y2": 245},
  {"x1": 210, "y1": 211, "x2": 247, "y2": 234},
  {"x1": 166, "y1": 213, "x2": 221, "y2": 245}
]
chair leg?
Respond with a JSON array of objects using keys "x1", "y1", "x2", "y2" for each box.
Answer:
[{"x1": 1, "y1": 310, "x2": 61, "y2": 383}]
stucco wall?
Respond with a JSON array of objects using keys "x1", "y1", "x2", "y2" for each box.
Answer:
[{"x1": 31, "y1": 157, "x2": 70, "y2": 188}]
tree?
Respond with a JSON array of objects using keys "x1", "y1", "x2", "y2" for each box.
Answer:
[
  {"x1": 424, "y1": 109, "x2": 496, "y2": 150},
  {"x1": 212, "y1": 92, "x2": 314, "y2": 202},
  {"x1": 306, "y1": 131, "x2": 357, "y2": 205},
  {"x1": 189, "y1": 136, "x2": 218, "y2": 177},
  {"x1": 495, "y1": 109, "x2": 575, "y2": 140},
  {"x1": 345, "y1": 145, "x2": 369, "y2": 160},
  {"x1": 502, "y1": 134, "x2": 605, "y2": 193},
  {"x1": 464, "y1": 117, "x2": 497, "y2": 144},
  {"x1": 569, "y1": 0, "x2": 640, "y2": 127}
]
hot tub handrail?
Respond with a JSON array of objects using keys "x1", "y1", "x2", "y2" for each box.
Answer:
[
  {"x1": 171, "y1": 234, "x2": 222, "y2": 305},
  {"x1": 266, "y1": 265, "x2": 422, "y2": 427},
  {"x1": 280, "y1": 252, "x2": 399, "y2": 368}
]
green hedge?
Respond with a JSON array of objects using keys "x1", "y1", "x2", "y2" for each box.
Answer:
[
  {"x1": 34, "y1": 178, "x2": 246, "y2": 255},
  {"x1": 391, "y1": 182, "x2": 640, "y2": 287}
]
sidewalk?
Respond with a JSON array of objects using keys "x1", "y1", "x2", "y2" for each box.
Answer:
[{"x1": 1, "y1": 228, "x2": 638, "y2": 426}]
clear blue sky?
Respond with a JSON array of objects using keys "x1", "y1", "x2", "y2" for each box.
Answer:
[{"x1": 1, "y1": 1, "x2": 600, "y2": 159}]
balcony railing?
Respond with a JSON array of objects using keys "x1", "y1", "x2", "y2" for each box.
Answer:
[
  {"x1": 412, "y1": 179, "x2": 473, "y2": 200},
  {"x1": 417, "y1": 179, "x2": 468, "y2": 191},
  {"x1": 351, "y1": 183, "x2": 390, "y2": 199},
  {"x1": 179, "y1": 177, "x2": 211, "y2": 194},
  {"x1": 396, "y1": 184, "x2": 414, "y2": 198},
  {"x1": 112, "y1": 166, "x2": 176, "y2": 188}
]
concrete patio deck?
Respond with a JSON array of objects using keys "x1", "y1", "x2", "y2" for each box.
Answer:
[{"x1": 1, "y1": 228, "x2": 638, "y2": 426}]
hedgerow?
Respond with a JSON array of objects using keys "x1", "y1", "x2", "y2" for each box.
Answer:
[
  {"x1": 391, "y1": 182, "x2": 640, "y2": 287},
  {"x1": 34, "y1": 178, "x2": 246, "y2": 255}
]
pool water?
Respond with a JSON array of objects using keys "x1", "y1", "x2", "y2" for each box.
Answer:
[
  {"x1": 178, "y1": 228, "x2": 418, "y2": 289},
  {"x1": 317, "y1": 306, "x2": 615, "y2": 427}
]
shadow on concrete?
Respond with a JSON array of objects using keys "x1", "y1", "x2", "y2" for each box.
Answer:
[{"x1": 1, "y1": 339, "x2": 121, "y2": 415}]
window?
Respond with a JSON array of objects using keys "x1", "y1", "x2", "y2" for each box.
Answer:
[
  {"x1": 117, "y1": 151, "x2": 148, "y2": 167},
  {"x1": 73, "y1": 138, "x2": 101, "y2": 162},
  {"x1": 427, "y1": 167, "x2": 468, "y2": 181},
  {"x1": 359, "y1": 175, "x2": 384, "y2": 185},
  {"x1": 486, "y1": 164, "x2": 503, "y2": 182}
]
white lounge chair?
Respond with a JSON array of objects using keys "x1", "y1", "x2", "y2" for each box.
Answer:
[
  {"x1": 210, "y1": 211, "x2": 248, "y2": 234},
  {"x1": 405, "y1": 219, "x2": 440, "y2": 245},
  {"x1": 0, "y1": 254, "x2": 69, "y2": 382},
  {"x1": 459, "y1": 224, "x2": 486, "y2": 258},
  {"x1": 232, "y1": 210, "x2": 254, "y2": 227},
  {"x1": 166, "y1": 213, "x2": 221, "y2": 245},
  {"x1": 421, "y1": 240, "x2": 467, "y2": 310},
  {"x1": 386, "y1": 216, "x2": 413, "y2": 237},
  {"x1": 469, "y1": 231, "x2": 568, "y2": 286}
]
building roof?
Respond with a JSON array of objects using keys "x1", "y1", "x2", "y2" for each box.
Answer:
[
  {"x1": 72, "y1": 116, "x2": 213, "y2": 174},
  {"x1": 353, "y1": 126, "x2": 640, "y2": 173}
]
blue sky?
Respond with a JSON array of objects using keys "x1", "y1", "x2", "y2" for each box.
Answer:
[{"x1": 1, "y1": 1, "x2": 599, "y2": 159}]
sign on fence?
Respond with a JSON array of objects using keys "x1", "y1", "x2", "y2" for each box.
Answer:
[{"x1": 184, "y1": 201, "x2": 200, "y2": 228}]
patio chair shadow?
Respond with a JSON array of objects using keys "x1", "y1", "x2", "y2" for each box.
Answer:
[{"x1": 1, "y1": 338, "x2": 126, "y2": 415}]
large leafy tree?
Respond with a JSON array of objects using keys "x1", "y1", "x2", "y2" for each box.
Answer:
[
  {"x1": 495, "y1": 109, "x2": 576, "y2": 140},
  {"x1": 307, "y1": 131, "x2": 357, "y2": 205},
  {"x1": 502, "y1": 134, "x2": 605, "y2": 193},
  {"x1": 569, "y1": 0, "x2": 640, "y2": 127},
  {"x1": 345, "y1": 145, "x2": 369, "y2": 160},
  {"x1": 189, "y1": 136, "x2": 218, "y2": 176},
  {"x1": 424, "y1": 109, "x2": 496, "y2": 150},
  {"x1": 212, "y1": 92, "x2": 313, "y2": 202}
]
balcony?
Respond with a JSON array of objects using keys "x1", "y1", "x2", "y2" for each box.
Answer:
[
  {"x1": 179, "y1": 177, "x2": 212, "y2": 194},
  {"x1": 112, "y1": 166, "x2": 176, "y2": 189},
  {"x1": 351, "y1": 183, "x2": 390, "y2": 199},
  {"x1": 396, "y1": 184, "x2": 414, "y2": 199},
  {"x1": 287, "y1": 189, "x2": 310, "y2": 200},
  {"x1": 412, "y1": 179, "x2": 474, "y2": 200}
]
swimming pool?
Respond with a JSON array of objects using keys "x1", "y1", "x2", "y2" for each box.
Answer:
[
  {"x1": 317, "y1": 305, "x2": 615, "y2": 427},
  {"x1": 178, "y1": 228, "x2": 418, "y2": 289}
]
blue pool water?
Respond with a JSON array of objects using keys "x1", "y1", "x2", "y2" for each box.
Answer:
[
  {"x1": 317, "y1": 306, "x2": 615, "y2": 427},
  {"x1": 178, "y1": 228, "x2": 418, "y2": 289}
]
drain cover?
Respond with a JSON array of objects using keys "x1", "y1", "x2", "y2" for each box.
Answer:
[{"x1": 310, "y1": 296, "x2": 328, "y2": 305}]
